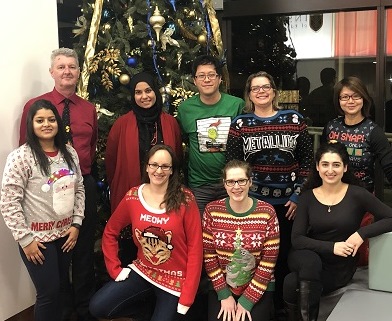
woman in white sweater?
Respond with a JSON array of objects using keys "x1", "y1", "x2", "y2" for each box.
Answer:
[{"x1": 1, "y1": 99, "x2": 85, "y2": 321}]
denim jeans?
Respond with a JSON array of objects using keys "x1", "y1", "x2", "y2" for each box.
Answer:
[
  {"x1": 89, "y1": 270, "x2": 181, "y2": 321},
  {"x1": 19, "y1": 237, "x2": 72, "y2": 321}
]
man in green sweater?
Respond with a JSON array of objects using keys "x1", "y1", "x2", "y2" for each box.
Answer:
[{"x1": 177, "y1": 55, "x2": 244, "y2": 215}]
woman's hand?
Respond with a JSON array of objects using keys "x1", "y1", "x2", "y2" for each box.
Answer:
[
  {"x1": 61, "y1": 226, "x2": 80, "y2": 252},
  {"x1": 285, "y1": 200, "x2": 297, "y2": 220},
  {"x1": 345, "y1": 232, "x2": 364, "y2": 256},
  {"x1": 333, "y1": 241, "x2": 355, "y2": 257},
  {"x1": 23, "y1": 240, "x2": 46, "y2": 265},
  {"x1": 235, "y1": 303, "x2": 252, "y2": 321},
  {"x1": 217, "y1": 296, "x2": 237, "y2": 321}
]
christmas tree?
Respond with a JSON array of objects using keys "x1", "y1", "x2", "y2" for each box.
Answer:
[{"x1": 72, "y1": 0, "x2": 226, "y2": 226}]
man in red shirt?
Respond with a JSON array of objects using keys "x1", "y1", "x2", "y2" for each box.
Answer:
[{"x1": 19, "y1": 48, "x2": 98, "y2": 321}]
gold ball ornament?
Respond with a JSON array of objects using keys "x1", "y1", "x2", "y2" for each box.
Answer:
[
  {"x1": 119, "y1": 74, "x2": 130, "y2": 85},
  {"x1": 197, "y1": 33, "x2": 207, "y2": 45},
  {"x1": 147, "y1": 39, "x2": 155, "y2": 47}
]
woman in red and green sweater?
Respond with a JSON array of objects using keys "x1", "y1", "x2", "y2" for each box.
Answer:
[{"x1": 203, "y1": 160, "x2": 280, "y2": 321}]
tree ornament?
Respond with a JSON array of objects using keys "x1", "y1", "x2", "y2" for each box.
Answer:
[
  {"x1": 147, "y1": 39, "x2": 155, "y2": 47},
  {"x1": 160, "y1": 82, "x2": 172, "y2": 96},
  {"x1": 161, "y1": 25, "x2": 180, "y2": 51},
  {"x1": 119, "y1": 74, "x2": 130, "y2": 85},
  {"x1": 177, "y1": 52, "x2": 183, "y2": 69},
  {"x1": 126, "y1": 56, "x2": 138, "y2": 67},
  {"x1": 197, "y1": 33, "x2": 207, "y2": 45},
  {"x1": 149, "y1": 6, "x2": 166, "y2": 41},
  {"x1": 102, "y1": 23, "x2": 111, "y2": 32},
  {"x1": 102, "y1": 9, "x2": 111, "y2": 22},
  {"x1": 188, "y1": 10, "x2": 196, "y2": 18},
  {"x1": 126, "y1": 15, "x2": 134, "y2": 33}
]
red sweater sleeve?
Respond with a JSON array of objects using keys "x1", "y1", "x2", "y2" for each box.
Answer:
[
  {"x1": 178, "y1": 193, "x2": 203, "y2": 311},
  {"x1": 102, "y1": 195, "x2": 132, "y2": 279}
]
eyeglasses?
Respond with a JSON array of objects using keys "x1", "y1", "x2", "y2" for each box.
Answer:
[
  {"x1": 250, "y1": 84, "x2": 272, "y2": 93},
  {"x1": 194, "y1": 73, "x2": 219, "y2": 81},
  {"x1": 224, "y1": 179, "x2": 249, "y2": 187},
  {"x1": 148, "y1": 164, "x2": 172, "y2": 171},
  {"x1": 339, "y1": 94, "x2": 362, "y2": 101}
]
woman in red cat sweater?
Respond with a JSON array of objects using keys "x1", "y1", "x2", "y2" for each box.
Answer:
[{"x1": 89, "y1": 145, "x2": 203, "y2": 321}]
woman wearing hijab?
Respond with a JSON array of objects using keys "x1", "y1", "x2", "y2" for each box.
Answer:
[{"x1": 105, "y1": 72, "x2": 183, "y2": 214}]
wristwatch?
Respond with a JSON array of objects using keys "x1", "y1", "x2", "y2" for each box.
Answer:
[{"x1": 71, "y1": 223, "x2": 81, "y2": 229}]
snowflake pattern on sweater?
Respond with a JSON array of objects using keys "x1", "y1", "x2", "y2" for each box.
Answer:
[
  {"x1": 226, "y1": 110, "x2": 313, "y2": 205},
  {"x1": 202, "y1": 197, "x2": 280, "y2": 312}
]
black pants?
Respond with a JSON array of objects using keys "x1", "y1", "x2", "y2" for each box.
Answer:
[
  {"x1": 63, "y1": 174, "x2": 97, "y2": 320},
  {"x1": 272, "y1": 204, "x2": 293, "y2": 309},
  {"x1": 207, "y1": 290, "x2": 273, "y2": 321},
  {"x1": 283, "y1": 249, "x2": 357, "y2": 304}
]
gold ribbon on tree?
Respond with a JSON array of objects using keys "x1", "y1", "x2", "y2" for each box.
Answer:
[
  {"x1": 204, "y1": 0, "x2": 229, "y2": 91},
  {"x1": 77, "y1": 0, "x2": 104, "y2": 99}
]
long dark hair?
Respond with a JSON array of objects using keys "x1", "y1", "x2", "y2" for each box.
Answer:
[
  {"x1": 303, "y1": 141, "x2": 360, "y2": 191},
  {"x1": 142, "y1": 144, "x2": 186, "y2": 212},
  {"x1": 26, "y1": 99, "x2": 76, "y2": 175}
]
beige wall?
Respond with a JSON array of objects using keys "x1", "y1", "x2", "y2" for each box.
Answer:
[{"x1": 0, "y1": 1, "x2": 59, "y2": 319}]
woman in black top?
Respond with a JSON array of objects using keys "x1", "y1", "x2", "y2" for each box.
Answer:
[{"x1": 283, "y1": 142, "x2": 392, "y2": 321}]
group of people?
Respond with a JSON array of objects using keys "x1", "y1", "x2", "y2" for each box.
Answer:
[{"x1": 1, "y1": 47, "x2": 392, "y2": 321}]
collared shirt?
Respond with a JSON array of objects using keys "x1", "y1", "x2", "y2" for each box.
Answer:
[{"x1": 19, "y1": 88, "x2": 98, "y2": 175}]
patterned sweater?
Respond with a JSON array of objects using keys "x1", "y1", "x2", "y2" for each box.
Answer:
[
  {"x1": 1, "y1": 144, "x2": 85, "y2": 248},
  {"x1": 322, "y1": 117, "x2": 392, "y2": 192},
  {"x1": 102, "y1": 185, "x2": 203, "y2": 315},
  {"x1": 202, "y1": 197, "x2": 280, "y2": 311},
  {"x1": 226, "y1": 110, "x2": 313, "y2": 205}
]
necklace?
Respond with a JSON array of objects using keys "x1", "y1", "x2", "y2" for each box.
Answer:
[{"x1": 317, "y1": 187, "x2": 339, "y2": 213}]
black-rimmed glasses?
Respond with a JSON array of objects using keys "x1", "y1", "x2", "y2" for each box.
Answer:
[
  {"x1": 148, "y1": 164, "x2": 172, "y2": 171},
  {"x1": 339, "y1": 94, "x2": 362, "y2": 101},
  {"x1": 250, "y1": 84, "x2": 272, "y2": 93},
  {"x1": 224, "y1": 179, "x2": 249, "y2": 187}
]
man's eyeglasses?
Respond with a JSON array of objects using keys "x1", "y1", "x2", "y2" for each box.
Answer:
[
  {"x1": 250, "y1": 84, "x2": 272, "y2": 93},
  {"x1": 339, "y1": 94, "x2": 362, "y2": 101},
  {"x1": 148, "y1": 164, "x2": 172, "y2": 171},
  {"x1": 194, "y1": 73, "x2": 219, "y2": 81},
  {"x1": 224, "y1": 179, "x2": 249, "y2": 187}
]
